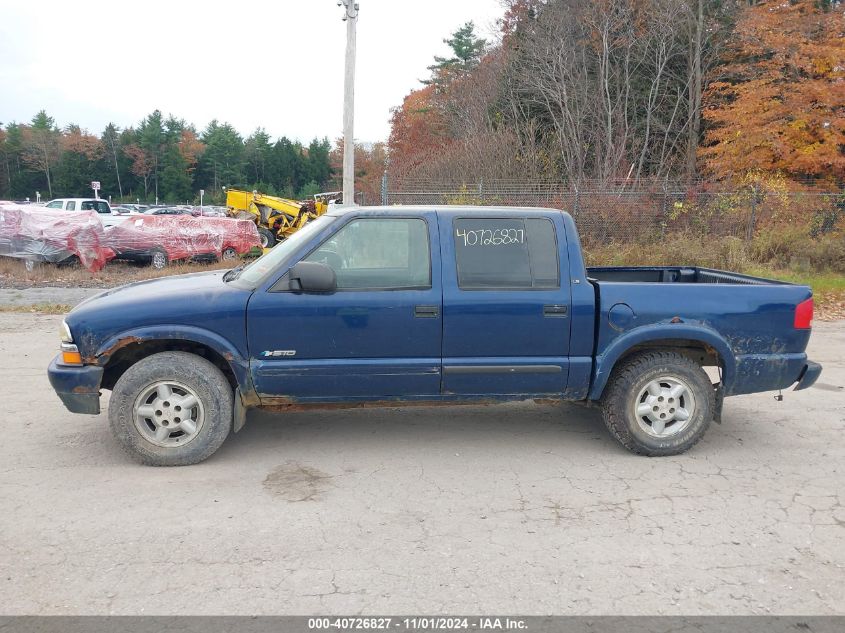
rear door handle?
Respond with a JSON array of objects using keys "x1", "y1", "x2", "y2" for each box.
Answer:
[
  {"x1": 543, "y1": 304, "x2": 568, "y2": 318},
  {"x1": 414, "y1": 305, "x2": 440, "y2": 318}
]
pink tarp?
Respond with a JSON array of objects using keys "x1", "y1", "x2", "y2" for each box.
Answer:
[
  {"x1": 104, "y1": 215, "x2": 261, "y2": 263},
  {"x1": 0, "y1": 202, "x2": 114, "y2": 272}
]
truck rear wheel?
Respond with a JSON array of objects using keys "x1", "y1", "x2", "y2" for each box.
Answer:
[
  {"x1": 258, "y1": 228, "x2": 276, "y2": 248},
  {"x1": 601, "y1": 350, "x2": 714, "y2": 456},
  {"x1": 108, "y1": 351, "x2": 233, "y2": 466}
]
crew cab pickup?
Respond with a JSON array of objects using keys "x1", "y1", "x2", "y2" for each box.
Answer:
[{"x1": 47, "y1": 206, "x2": 821, "y2": 465}]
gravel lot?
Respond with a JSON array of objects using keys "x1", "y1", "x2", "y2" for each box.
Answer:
[{"x1": 0, "y1": 313, "x2": 842, "y2": 615}]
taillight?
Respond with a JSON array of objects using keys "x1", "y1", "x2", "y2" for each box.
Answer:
[{"x1": 794, "y1": 298, "x2": 813, "y2": 329}]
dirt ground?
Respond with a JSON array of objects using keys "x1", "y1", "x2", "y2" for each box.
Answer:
[{"x1": 0, "y1": 313, "x2": 843, "y2": 615}]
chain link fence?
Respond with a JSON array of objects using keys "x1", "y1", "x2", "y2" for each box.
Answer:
[{"x1": 381, "y1": 179, "x2": 845, "y2": 247}]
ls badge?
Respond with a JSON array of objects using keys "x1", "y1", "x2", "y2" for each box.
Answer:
[{"x1": 262, "y1": 350, "x2": 297, "y2": 358}]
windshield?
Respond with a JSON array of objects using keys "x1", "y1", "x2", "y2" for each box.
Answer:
[{"x1": 233, "y1": 215, "x2": 336, "y2": 287}]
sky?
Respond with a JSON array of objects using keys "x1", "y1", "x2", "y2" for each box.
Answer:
[{"x1": 0, "y1": 0, "x2": 504, "y2": 144}]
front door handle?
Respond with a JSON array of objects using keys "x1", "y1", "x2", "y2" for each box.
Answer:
[
  {"x1": 414, "y1": 305, "x2": 440, "y2": 318},
  {"x1": 543, "y1": 304, "x2": 568, "y2": 318}
]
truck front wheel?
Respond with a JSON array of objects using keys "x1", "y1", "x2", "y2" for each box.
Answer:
[
  {"x1": 601, "y1": 351, "x2": 715, "y2": 456},
  {"x1": 108, "y1": 351, "x2": 233, "y2": 466}
]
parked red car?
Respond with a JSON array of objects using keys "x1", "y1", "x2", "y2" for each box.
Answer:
[
  {"x1": 103, "y1": 215, "x2": 261, "y2": 268},
  {"x1": 0, "y1": 202, "x2": 113, "y2": 271}
]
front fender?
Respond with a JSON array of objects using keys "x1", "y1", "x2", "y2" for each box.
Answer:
[
  {"x1": 90, "y1": 324, "x2": 252, "y2": 397},
  {"x1": 589, "y1": 322, "x2": 735, "y2": 400}
]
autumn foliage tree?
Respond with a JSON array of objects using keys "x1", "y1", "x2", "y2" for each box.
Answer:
[
  {"x1": 700, "y1": 0, "x2": 845, "y2": 186},
  {"x1": 329, "y1": 139, "x2": 387, "y2": 204},
  {"x1": 388, "y1": 1, "x2": 737, "y2": 186},
  {"x1": 123, "y1": 144, "x2": 154, "y2": 199},
  {"x1": 177, "y1": 130, "x2": 205, "y2": 176},
  {"x1": 388, "y1": 85, "x2": 452, "y2": 177}
]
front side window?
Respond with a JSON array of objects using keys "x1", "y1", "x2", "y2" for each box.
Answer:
[
  {"x1": 304, "y1": 218, "x2": 431, "y2": 290},
  {"x1": 453, "y1": 217, "x2": 559, "y2": 289},
  {"x1": 235, "y1": 215, "x2": 336, "y2": 287},
  {"x1": 46, "y1": 201, "x2": 63, "y2": 209}
]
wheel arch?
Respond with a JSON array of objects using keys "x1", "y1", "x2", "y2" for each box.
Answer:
[
  {"x1": 589, "y1": 324, "x2": 735, "y2": 400},
  {"x1": 95, "y1": 326, "x2": 251, "y2": 398}
]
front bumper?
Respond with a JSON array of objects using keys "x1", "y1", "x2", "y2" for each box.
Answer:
[
  {"x1": 47, "y1": 355, "x2": 104, "y2": 415},
  {"x1": 794, "y1": 360, "x2": 822, "y2": 391}
]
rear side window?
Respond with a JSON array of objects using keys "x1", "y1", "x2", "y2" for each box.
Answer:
[
  {"x1": 453, "y1": 217, "x2": 559, "y2": 289},
  {"x1": 66, "y1": 201, "x2": 76, "y2": 211}
]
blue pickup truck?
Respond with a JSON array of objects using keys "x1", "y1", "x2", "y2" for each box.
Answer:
[{"x1": 48, "y1": 206, "x2": 821, "y2": 465}]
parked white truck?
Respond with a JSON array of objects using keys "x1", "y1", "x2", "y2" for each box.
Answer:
[{"x1": 44, "y1": 198, "x2": 133, "y2": 227}]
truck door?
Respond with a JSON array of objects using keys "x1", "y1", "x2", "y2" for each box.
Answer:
[
  {"x1": 247, "y1": 212, "x2": 442, "y2": 401},
  {"x1": 440, "y1": 212, "x2": 570, "y2": 396}
]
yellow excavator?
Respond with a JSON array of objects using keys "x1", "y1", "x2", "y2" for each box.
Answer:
[{"x1": 224, "y1": 189, "x2": 341, "y2": 248}]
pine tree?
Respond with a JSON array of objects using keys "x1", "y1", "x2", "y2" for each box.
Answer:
[{"x1": 425, "y1": 22, "x2": 487, "y2": 85}]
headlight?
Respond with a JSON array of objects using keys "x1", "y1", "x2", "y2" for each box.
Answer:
[{"x1": 60, "y1": 320, "x2": 73, "y2": 343}]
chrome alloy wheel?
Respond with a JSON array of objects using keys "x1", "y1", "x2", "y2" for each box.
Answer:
[
  {"x1": 132, "y1": 381, "x2": 205, "y2": 447},
  {"x1": 633, "y1": 375, "x2": 696, "y2": 438}
]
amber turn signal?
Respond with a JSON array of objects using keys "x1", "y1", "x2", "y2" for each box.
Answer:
[{"x1": 60, "y1": 344, "x2": 83, "y2": 366}]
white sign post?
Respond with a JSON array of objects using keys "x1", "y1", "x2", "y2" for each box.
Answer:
[
  {"x1": 91, "y1": 181, "x2": 101, "y2": 200},
  {"x1": 199, "y1": 189, "x2": 205, "y2": 212}
]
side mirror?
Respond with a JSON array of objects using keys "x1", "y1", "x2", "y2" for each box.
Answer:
[{"x1": 288, "y1": 261, "x2": 336, "y2": 293}]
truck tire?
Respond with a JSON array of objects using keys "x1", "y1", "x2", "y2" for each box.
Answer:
[
  {"x1": 258, "y1": 228, "x2": 276, "y2": 248},
  {"x1": 601, "y1": 350, "x2": 715, "y2": 456},
  {"x1": 108, "y1": 351, "x2": 233, "y2": 466}
]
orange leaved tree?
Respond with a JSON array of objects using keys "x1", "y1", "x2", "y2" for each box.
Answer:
[{"x1": 700, "y1": 0, "x2": 845, "y2": 186}]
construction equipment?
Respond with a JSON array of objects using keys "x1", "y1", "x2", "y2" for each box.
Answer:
[
  {"x1": 313, "y1": 191, "x2": 343, "y2": 210},
  {"x1": 225, "y1": 189, "x2": 333, "y2": 248}
]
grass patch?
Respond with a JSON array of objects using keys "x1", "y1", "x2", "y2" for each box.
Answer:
[
  {"x1": 0, "y1": 256, "x2": 238, "y2": 289},
  {"x1": 743, "y1": 268, "x2": 845, "y2": 293},
  {"x1": 0, "y1": 303, "x2": 72, "y2": 315},
  {"x1": 584, "y1": 233, "x2": 845, "y2": 320}
]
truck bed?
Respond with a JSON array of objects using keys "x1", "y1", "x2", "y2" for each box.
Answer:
[
  {"x1": 584, "y1": 266, "x2": 813, "y2": 398},
  {"x1": 587, "y1": 266, "x2": 787, "y2": 286}
]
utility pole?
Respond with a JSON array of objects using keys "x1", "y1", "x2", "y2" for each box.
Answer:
[{"x1": 340, "y1": 1, "x2": 359, "y2": 206}]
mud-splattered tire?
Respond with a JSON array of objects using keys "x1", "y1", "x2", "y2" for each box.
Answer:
[
  {"x1": 108, "y1": 351, "x2": 233, "y2": 466},
  {"x1": 258, "y1": 228, "x2": 276, "y2": 248},
  {"x1": 601, "y1": 350, "x2": 715, "y2": 456}
]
